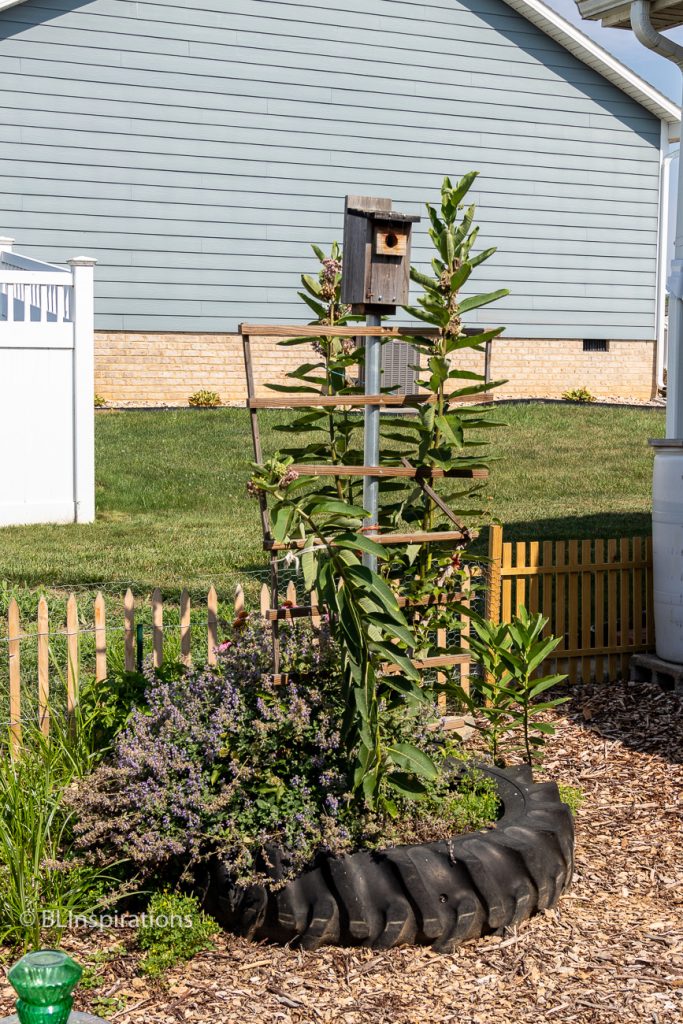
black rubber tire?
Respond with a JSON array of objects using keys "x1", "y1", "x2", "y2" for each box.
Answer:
[{"x1": 205, "y1": 764, "x2": 574, "y2": 952}]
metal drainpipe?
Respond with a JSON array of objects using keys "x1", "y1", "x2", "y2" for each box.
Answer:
[
  {"x1": 630, "y1": 0, "x2": 683, "y2": 434},
  {"x1": 657, "y1": 143, "x2": 676, "y2": 393},
  {"x1": 631, "y1": 1, "x2": 683, "y2": 661}
]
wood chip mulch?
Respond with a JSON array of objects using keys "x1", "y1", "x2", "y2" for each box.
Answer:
[{"x1": 1, "y1": 680, "x2": 681, "y2": 1024}]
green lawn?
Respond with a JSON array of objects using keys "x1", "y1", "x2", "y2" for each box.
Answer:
[{"x1": 0, "y1": 403, "x2": 663, "y2": 604}]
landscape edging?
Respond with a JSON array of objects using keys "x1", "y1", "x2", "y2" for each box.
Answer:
[{"x1": 205, "y1": 763, "x2": 575, "y2": 952}]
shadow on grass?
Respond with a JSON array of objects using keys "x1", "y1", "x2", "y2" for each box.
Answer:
[{"x1": 482, "y1": 511, "x2": 652, "y2": 546}]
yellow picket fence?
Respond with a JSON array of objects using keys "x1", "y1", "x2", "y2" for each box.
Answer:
[{"x1": 486, "y1": 525, "x2": 654, "y2": 684}]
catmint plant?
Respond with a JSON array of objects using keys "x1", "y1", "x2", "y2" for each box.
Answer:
[
  {"x1": 72, "y1": 619, "x2": 496, "y2": 889},
  {"x1": 72, "y1": 620, "x2": 354, "y2": 882}
]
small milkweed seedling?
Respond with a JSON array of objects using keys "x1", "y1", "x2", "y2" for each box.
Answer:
[{"x1": 458, "y1": 607, "x2": 568, "y2": 765}]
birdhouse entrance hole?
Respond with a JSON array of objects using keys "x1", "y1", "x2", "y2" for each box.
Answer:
[{"x1": 375, "y1": 227, "x2": 407, "y2": 256}]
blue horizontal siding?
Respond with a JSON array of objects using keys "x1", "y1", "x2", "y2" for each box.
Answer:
[
  {"x1": 0, "y1": 172, "x2": 661, "y2": 219},
  {"x1": 0, "y1": 92, "x2": 660, "y2": 158},
  {"x1": 0, "y1": 0, "x2": 662, "y2": 338}
]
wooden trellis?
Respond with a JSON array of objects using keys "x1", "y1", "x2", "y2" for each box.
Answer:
[{"x1": 240, "y1": 322, "x2": 491, "y2": 693}]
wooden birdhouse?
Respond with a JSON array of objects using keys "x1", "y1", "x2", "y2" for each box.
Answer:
[{"x1": 341, "y1": 196, "x2": 420, "y2": 315}]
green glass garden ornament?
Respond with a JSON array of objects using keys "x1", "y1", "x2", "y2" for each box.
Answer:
[{"x1": 7, "y1": 951, "x2": 82, "y2": 1024}]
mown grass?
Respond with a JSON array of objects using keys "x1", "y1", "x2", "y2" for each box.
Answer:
[
  {"x1": 0, "y1": 402, "x2": 662, "y2": 604},
  {"x1": 488, "y1": 401, "x2": 661, "y2": 542}
]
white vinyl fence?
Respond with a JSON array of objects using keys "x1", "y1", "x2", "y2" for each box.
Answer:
[{"x1": 0, "y1": 237, "x2": 96, "y2": 526}]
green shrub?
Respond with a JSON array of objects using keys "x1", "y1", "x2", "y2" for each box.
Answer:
[
  {"x1": 138, "y1": 892, "x2": 216, "y2": 976},
  {"x1": 562, "y1": 386, "x2": 595, "y2": 403},
  {"x1": 78, "y1": 662, "x2": 161, "y2": 753},
  {"x1": 370, "y1": 753, "x2": 499, "y2": 848},
  {"x1": 94, "y1": 394, "x2": 107, "y2": 408},
  {"x1": 79, "y1": 947, "x2": 122, "y2": 990},
  {"x1": 559, "y1": 784, "x2": 584, "y2": 815},
  {"x1": 188, "y1": 390, "x2": 221, "y2": 408},
  {"x1": 91, "y1": 995, "x2": 126, "y2": 1018}
]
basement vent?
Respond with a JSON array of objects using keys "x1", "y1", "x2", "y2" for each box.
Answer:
[
  {"x1": 583, "y1": 339, "x2": 609, "y2": 352},
  {"x1": 381, "y1": 341, "x2": 420, "y2": 394}
]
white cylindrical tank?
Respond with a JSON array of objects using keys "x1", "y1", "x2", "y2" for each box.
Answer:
[{"x1": 651, "y1": 439, "x2": 683, "y2": 662}]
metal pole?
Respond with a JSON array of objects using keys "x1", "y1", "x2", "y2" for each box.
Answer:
[
  {"x1": 362, "y1": 311, "x2": 381, "y2": 570},
  {"x1": 666, "y1": 98, "x2": 683, "y2": 436}
]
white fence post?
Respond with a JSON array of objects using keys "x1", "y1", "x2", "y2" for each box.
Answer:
[
  {"x1": 0, "y1": 237, "x2": 14, "y2": 253},
  {"x1": 68, "y1": 256, "x2": 97, "y2": 523}
]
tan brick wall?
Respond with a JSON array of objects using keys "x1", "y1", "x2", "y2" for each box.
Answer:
[
  {"x1": 450, "y1": 338, "x2": 657, "y2": 401},
  {"x1": 94, "y1": 332, "x2": 658, "y2": 406},
  {"x1": 94, "y1": 332, "x2": 311, "y2": 407}
]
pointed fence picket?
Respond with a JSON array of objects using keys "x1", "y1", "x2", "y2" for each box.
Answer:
[
  {"x1": 207, "y1": 586, "x2": 218, "y2": 666},
  {"x1": 180, "y1": 590, "x2": 191, "y2": 667},
  {"x1": 94, "y1": 592, "x2": 107, "y2": 684},
  {"x1": 37, "y1": 596, "x2": 49, "y2": 737},
  {"x1": 1, "y1": 586, "x2": 254, "y2": 752}
]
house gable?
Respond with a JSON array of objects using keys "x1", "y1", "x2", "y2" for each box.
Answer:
[
  {"x1": 0, "y1": 0, "x2": 668, "y2": 337},
  {"x1": 0, "y1": 0, "x2": 677, "y2": 121}
]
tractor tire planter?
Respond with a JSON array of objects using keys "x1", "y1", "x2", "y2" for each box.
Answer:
[{"x1": 204, "y1": 764, "x2": 574, "y2": 953}]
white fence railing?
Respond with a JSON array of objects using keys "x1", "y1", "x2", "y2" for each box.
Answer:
[{"x1": 0, "y1": 237, "x2": 97, "y2": 526}]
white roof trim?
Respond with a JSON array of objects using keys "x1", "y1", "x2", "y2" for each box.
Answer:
[
  {"x1": 502, "y1": 0, "x2": 680, "y2": 123},
  {"x1": 0, "y1": 0, "x2": 678, "y2": 123}
]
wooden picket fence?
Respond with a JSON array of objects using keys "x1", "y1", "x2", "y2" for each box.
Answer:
[
  {"x1": 2, "y1": 575, "x2": 472, "y2": 755},
  {"x1": 486, "y1": 526, "x2": 654, "y2": 684},
  {"x1": 3, "y1": 528, "x2": 656, "y2": 755},
  {"x1": 4, "y1": 582, "x2": 274, "y2": 757}
]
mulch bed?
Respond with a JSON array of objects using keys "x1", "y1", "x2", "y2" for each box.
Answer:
[{"x1": 1, "y1": 681, "x2": 681, "y2": 1024}]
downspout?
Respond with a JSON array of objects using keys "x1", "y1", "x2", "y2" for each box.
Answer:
[
  {"x1": 631, "y1": 0, "x2": 683, "y2": 433},
  {"x1": 656, "y1": 128, "x2": 676, "y2": 393},
  {"x1": 630, "y1": 1, "x2": 683, "y2": 67},
  {"x1": 630, "y1": 2, "x2": 683, "y2": 662}
]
